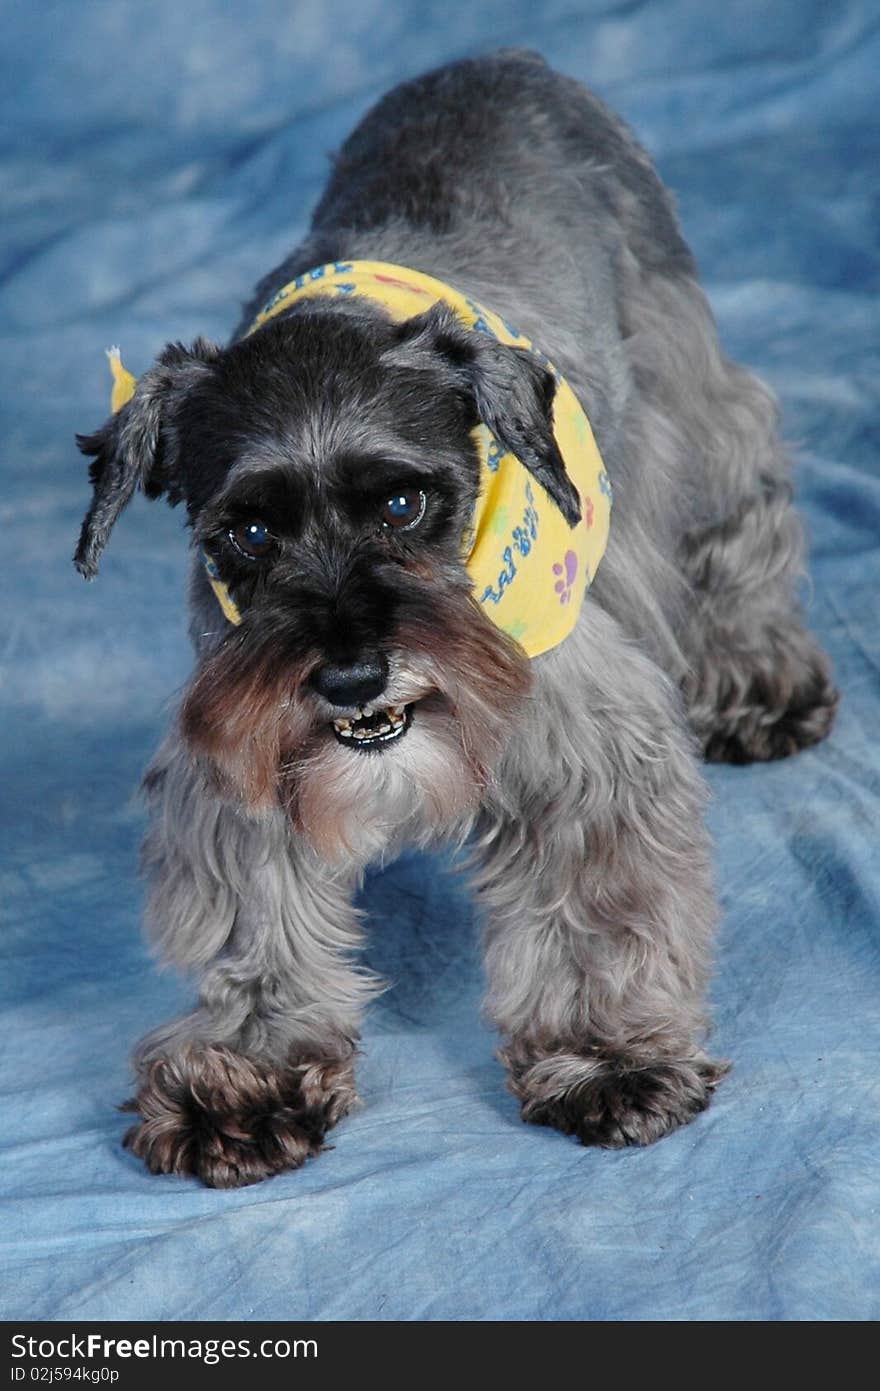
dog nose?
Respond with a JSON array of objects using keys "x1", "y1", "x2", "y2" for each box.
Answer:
[{"x1": 311, "y1": 655, "x2": 389, "y2": 708}]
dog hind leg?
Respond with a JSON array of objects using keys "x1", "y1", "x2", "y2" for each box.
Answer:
[
  {"x1": 679, "y1": 483, "x2": 840, "y2": 764},
  {"x1": 622, "y1": 265, "x2": 839, "y2": 762}
]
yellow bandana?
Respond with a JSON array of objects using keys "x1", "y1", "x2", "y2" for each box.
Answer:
[{"x1": 107, "y1": 261, "x2": 611, "y2": 658}]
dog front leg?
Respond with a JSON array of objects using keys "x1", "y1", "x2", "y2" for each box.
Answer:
[
  {"x1": 477, "y1": 635, "x2": 728, "y2": 1148},
  {"x1": 123, "y1": 738, "x2": 375, "y2": 1187}
]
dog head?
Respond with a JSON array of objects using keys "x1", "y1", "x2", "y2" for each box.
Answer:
[{"x1": 75, "y1": 297, "x2": 579, "y2": 861}]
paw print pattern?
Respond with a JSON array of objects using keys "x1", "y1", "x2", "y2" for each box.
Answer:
[
  {"x1": 553, "y1": 550, "x2": 579, "y2": 604},
  {"x1": 583, "y1": 495, "x2": 594, "y2": 529}
]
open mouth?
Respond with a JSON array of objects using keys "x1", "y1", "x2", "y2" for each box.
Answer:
[{"x1": 331, "y1": 703, "x2": 413, "y2": 750}]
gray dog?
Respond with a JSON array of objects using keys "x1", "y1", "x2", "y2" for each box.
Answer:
[{"x1": 74, "y1": 51, "x2": 837, "y2": 1187}]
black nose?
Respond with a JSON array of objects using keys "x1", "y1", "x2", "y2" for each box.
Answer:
[{"x1": 311, "y1": 655, "x2": 389, "y2": 708}]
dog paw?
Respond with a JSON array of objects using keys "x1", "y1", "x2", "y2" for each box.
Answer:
[
  {"x1": 689, "y1": 635, "x2": 839, "y2": 765},
  {"x1": 122, "y1": 1044, "x2": 357, "y2": 1188},
  {"x1": 509, "y1": 1048, "x2": 729, "y2": 1149},
  {"x1": 704, "y1": 667, "x2": 839, "y2": 765}
]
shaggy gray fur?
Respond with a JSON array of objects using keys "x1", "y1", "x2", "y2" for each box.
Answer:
[{"x1": 76, "y1": 51, "x2": 836, "y2": 1185}]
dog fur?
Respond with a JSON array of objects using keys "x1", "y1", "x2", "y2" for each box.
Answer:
[{"x1": 75, "y1": 51, "x2": 838, "y2": 1187}]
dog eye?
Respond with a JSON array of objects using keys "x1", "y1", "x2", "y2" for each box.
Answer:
[
  {"x1": 381, "y1": 489, "x2": 426, "y2": 531},
  {"x1": 229, "y1": 519, "x2": 275, "y2": 559}
]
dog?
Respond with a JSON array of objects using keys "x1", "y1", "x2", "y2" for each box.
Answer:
[{"x1": 74, "y1": 51, "x2": 838, "y2": 1188}]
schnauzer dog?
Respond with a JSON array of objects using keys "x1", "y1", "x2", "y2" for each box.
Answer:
[{"x1": 74, "y1": 51, "x2": 837, "y2": 1187}]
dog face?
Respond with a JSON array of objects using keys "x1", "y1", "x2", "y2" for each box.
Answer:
[{"x1": 75, "y1": 298, "x2": 578, "y2": 861}]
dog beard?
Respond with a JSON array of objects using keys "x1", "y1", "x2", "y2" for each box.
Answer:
[{"x1": 180, "y1": 577, "x2": 532, "y2": 863}]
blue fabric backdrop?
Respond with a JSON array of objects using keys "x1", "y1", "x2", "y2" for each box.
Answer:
[{"x1": 1, "y1": 0, "x2": 878, "y2": 1322}]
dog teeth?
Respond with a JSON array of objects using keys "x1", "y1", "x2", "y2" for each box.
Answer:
[{"x1": 331, "y1": 703, "x2": 410, "y2": 745}]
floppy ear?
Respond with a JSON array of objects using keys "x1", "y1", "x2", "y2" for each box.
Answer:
[
  {"x1": 74, "y1": 337, "x2": 219, "y2": 579},
  {"x1": 384, "y1": 303, "x2": 581, "y2": 526}
]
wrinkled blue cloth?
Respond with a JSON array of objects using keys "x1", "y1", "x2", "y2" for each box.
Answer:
[{"x1": 1, "y1": 0, "x2": 878, "y2": 1322}]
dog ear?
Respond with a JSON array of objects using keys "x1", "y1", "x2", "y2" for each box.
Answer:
[
  {"x1": 74, "y1": 337, "x2": 220, "y2": 579},
  {"x1": 385, "y1": 303, "x2": 581, "y2": 526}
]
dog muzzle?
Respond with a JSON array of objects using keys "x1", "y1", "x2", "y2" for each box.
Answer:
[{"x1": 105, "y1": 260, "x2": 612, "y2": 659}]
